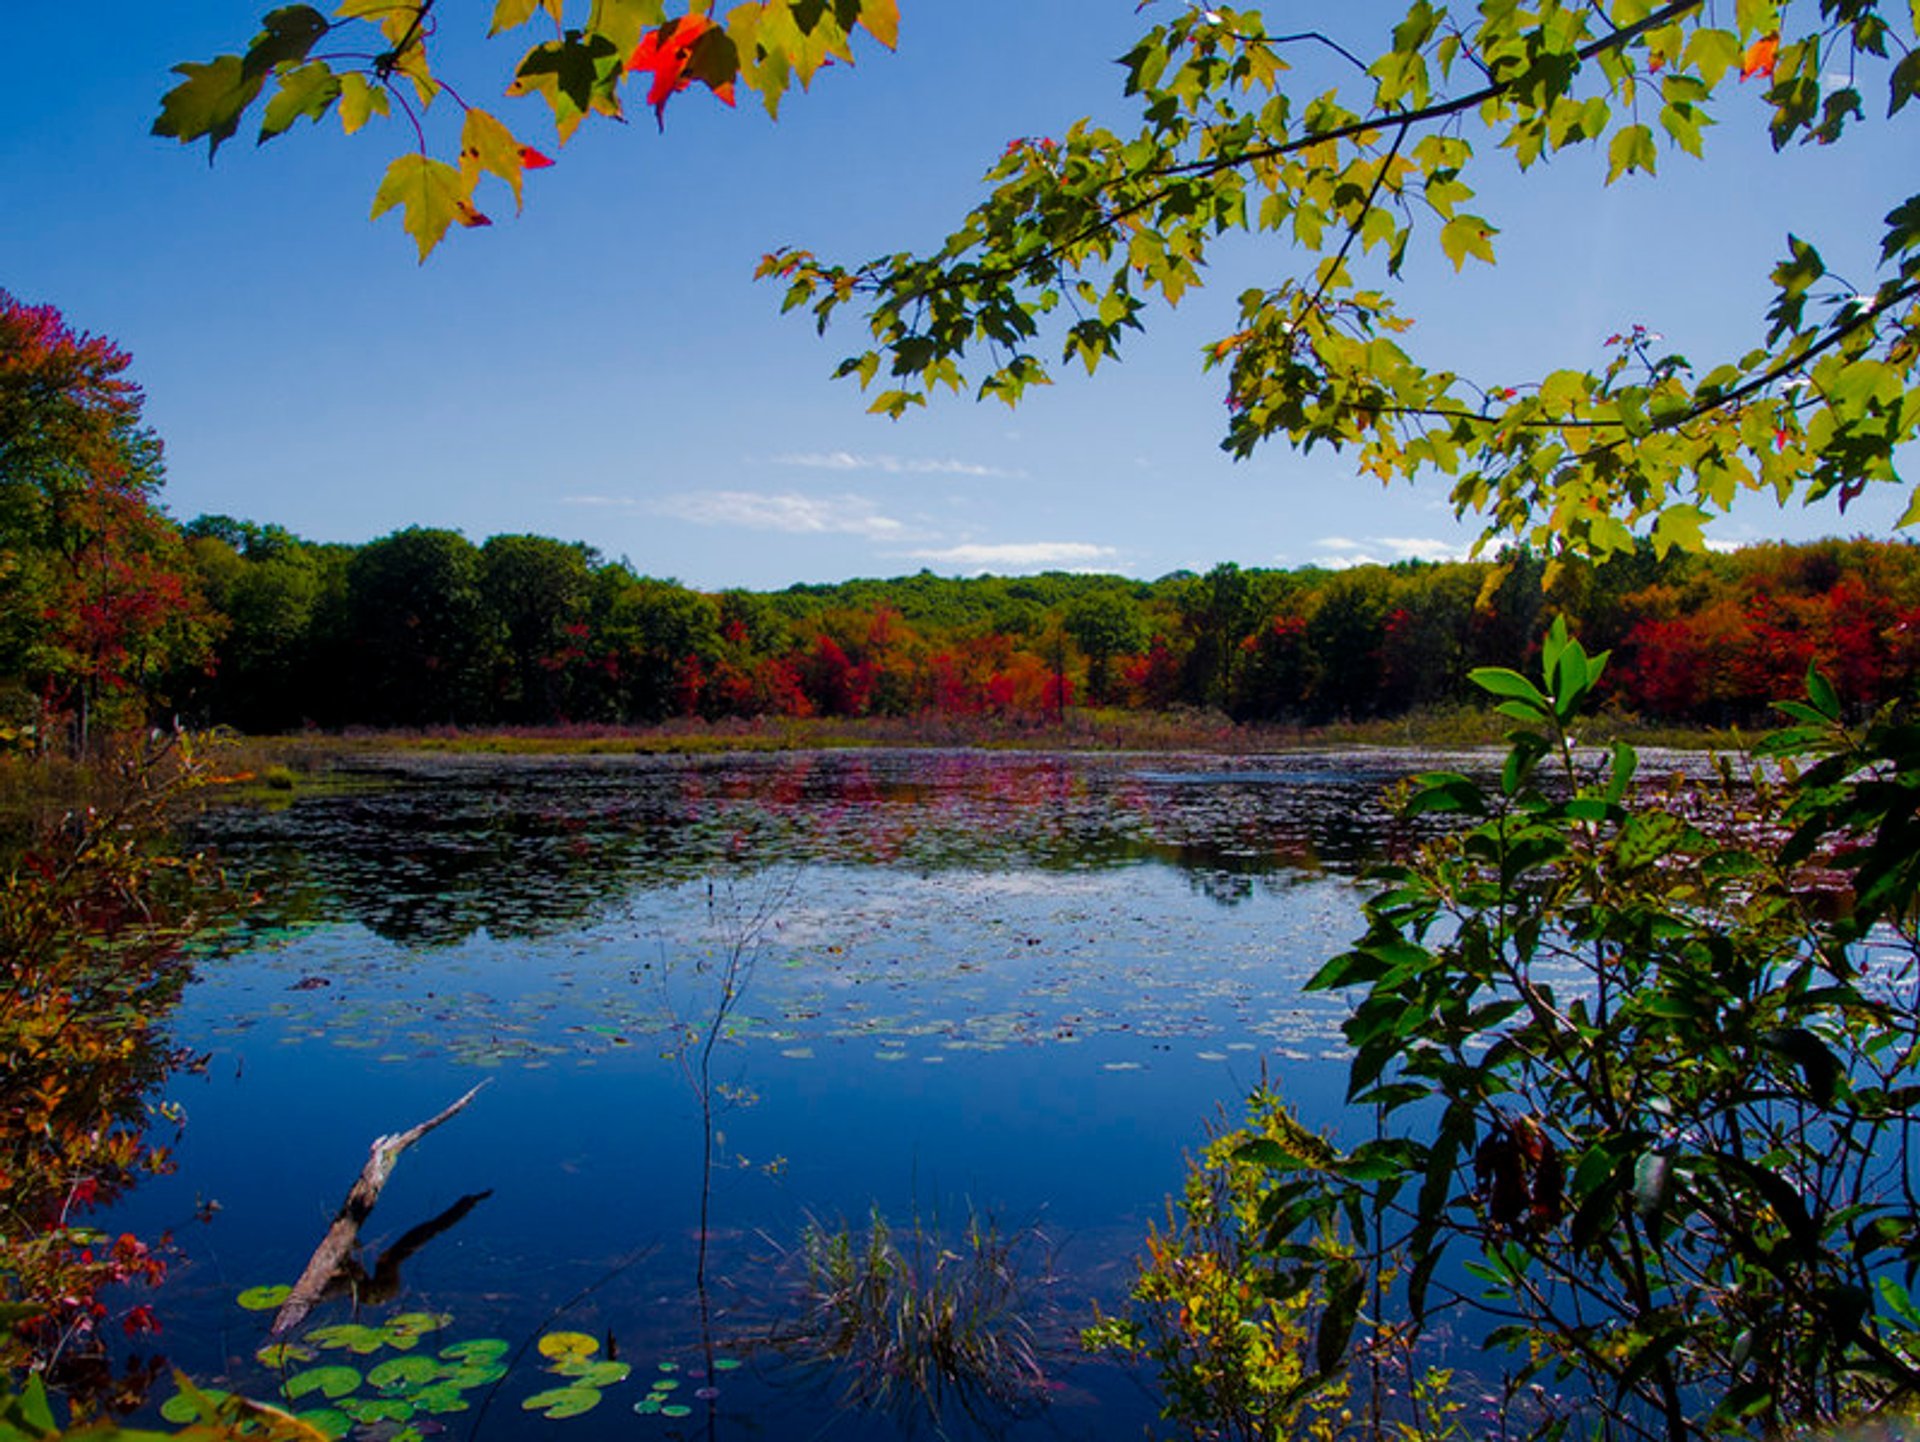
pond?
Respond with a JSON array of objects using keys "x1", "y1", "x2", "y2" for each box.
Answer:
[{"x1": 117, "y1": 747, "x2": 1482, "y2": 1441}]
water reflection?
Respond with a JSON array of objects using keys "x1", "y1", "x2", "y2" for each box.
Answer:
[{"x1": 193, "y1": 749, "x2": 1458, "y2": 947}]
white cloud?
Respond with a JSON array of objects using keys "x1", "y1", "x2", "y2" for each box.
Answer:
[
  {"x1": 647, "y1": 490, "x2": 912, "y2": 540},
  {"x1": 771, "y1": 450, "x2": 1022, "y2": 479},
  {"x1": 903, "y1": 541, "x2": 1121, "y2": 573},
  {"x1": 1309, "y1": 535, "x2": 1470, "y2": 568}
]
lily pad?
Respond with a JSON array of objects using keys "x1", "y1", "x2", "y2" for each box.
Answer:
[
  {"x1": 711, "y1": 1357, "x2": 741, "y2": 1371},
  {"x1": 384, "y1": 1312, "x2": 452, "y2": 1340},
  {"x1": 439, "y1": 1360, "x2": 508, "y2": 1389},
  {"x1": 521, "y1": 1385, "x2": 601, "y2": 1419},
  {"x1": 336, "y1": 1397, "x2": 414, "y2": 1424},
  {"x1": 648, "y1": 1378, "x2": 679, "y2": 1392},
  {"x1": 295, "y1": 1409, "x2": 352, "y2": 1439},
  {"x1": 284, "y1": 1366, "x2": 362, "y2": 1402},
  {"x1": 536, "y1": 1331, "x2": 598, "y2": 1364},
  {"x1": 308, "y1": 1322, "x2": 390, "y2": 1355},
  {"x1": 408, "y1": 1383, "x2": 472, "y2": 1415},
  {"x1": 255, "y1": 1343, "x2": 316, "y2": 1369},
  {"x1": 236, "y1": 1283, "x2": 293, "y2": 1311},
  {"x1": 439, "y1": 1338, "x2": 509, "y2": 1364},
  {"x1": 557, "y1": 1360, "x2": 629, "y2": 1388},
  {"x1": 633, "y1": 1397, "x2": 662, "y2": 1415},
  {"x1": 660, "y1": 1403, "x2": 693, "y2": 1418},
  {"x1": 368, "y1": 1357, "x2": 440, "y2": 1392},
  {"x1": 160, "y1": 1388, "x2": 228, "y2": 1424}
]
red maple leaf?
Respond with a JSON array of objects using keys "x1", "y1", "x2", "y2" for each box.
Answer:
[
  {"x1": 519, "y1": 146, "x2": 555, "y2": 170},
  {"x1": 626, "y1": 14, "x2": 737, "y2": 126},
  {"x1": 1740, "y1": 33, "x2": 1779, "y2": 81}
]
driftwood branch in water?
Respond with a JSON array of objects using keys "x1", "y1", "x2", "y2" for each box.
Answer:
[{"x1": 271, "y1": 1082, "x2": 487, "y2": 1335}]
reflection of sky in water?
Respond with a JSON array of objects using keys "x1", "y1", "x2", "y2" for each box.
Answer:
[{"x1": 124, "y1": 751, "x2": 1446, "y2": 1441}]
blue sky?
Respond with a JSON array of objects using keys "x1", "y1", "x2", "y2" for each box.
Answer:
[{"x1": 2, "y1": 2, "x2": 1912, "y2": 590}]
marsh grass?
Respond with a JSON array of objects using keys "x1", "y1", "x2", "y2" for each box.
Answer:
[
  {"x1": 774, "y1": 1207, "x2": 1061, "y2": 1432},
  {"x1": 205, "y1": 703, "x2": 1754, "y2": 768}
]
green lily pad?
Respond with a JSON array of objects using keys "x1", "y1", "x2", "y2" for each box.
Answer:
[
  {"x1": 408, "y1": 1383, "x2": 472, "y2": 1415},
  {"x1": 160, "y1": 1388, "x2": 228, "y2": 1424},
  {"x1": 283, "y1": 1366, "x2": 362, "y2": 1402},
  {"x1": 557, "y1": 1360, "x2": 629, "y2": 1388},
  {"x1": 521, "y1": 1386, "x2": 601, "y2": 1419},
  {"x1": 384, "y1": 1312, "x2": 451, "y2": 1339},
  {"x1": 368, "y1": 1356, "x2": 440, "y2": 1392},
  {"x1": 308, "y1": 1322, "x2": 390, "y2": 1354},
  {"x1": 236, "y1": 1284, "x2": 293, "y2": 1311},
  {"x1": 295, "y1": 1409, "x2": 352, "y2": 1439},
  {"x1": 711, "y1": 1357, "x2": 741, "y2": 1371},
  {"x1": 255, "y1": 1342, "x2": 315, "y2": 1369},
  {"x1": 648, "y1": 1379, "x2": 679, "y2": 1393},
  {"x1": 440, "y1": 1361, "x2": 509, "y2": 1389},
  {"x1": 660, "y1": 1403, "x2": 692, "y2": 1418},
  {"x1": 633, "y1": 1397, "x2": 662, "y2": 1415},
  {"x1": 536, "y1": 1331, "x2": 599, "y2": 1364},
  {"x1": 439, "y1": 1338, "x2": 509, "y2": 1364},
  {"x1": 336, "y1": 1397, "x2": 414, "y2": 1424}
]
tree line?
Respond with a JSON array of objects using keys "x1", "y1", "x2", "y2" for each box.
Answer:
[{"x1": 26, "y1": 507, "x2": 1920, "y2": 738}]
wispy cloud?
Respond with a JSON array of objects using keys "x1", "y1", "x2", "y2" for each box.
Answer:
[
  {"x1": 637, "y1": 490, "x2": 913, "y2": 540},
  {"x1": 772, "y1": 450, "x2": 1023, "y2": 479},
  {"x1": 903, "y1": 541, "x2": 1120, "y2": 573},
  {"x1": 1311, "y1": 535, "x2": 1470, "y2": 568}
]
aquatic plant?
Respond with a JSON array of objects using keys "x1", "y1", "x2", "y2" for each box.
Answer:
[{"x1": 777, "y1": 1205, "x2": 1058, "y2": 1429}]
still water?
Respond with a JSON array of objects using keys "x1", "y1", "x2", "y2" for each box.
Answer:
[{"x1": 126, "y1": 748, "x2": 1466, "y2": 1440}]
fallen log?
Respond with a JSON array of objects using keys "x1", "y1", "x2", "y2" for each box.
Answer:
[{"x1": 271, "y1": 1082, "x2": 487, "y2": 1335}]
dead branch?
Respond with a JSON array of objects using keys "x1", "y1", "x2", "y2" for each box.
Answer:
[{"x1": 270, "y1": 1082, "x2": 486, "y2": 1335}]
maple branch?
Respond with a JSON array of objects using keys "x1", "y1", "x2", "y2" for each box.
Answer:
[
  {"x1": 1151, "y1": 0, "x2": 1703, "y2": 182},
  {"x1": 862, "y1": 1, "x2": 1704, "y2": 313}
]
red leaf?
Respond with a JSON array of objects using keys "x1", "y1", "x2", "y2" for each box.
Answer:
[
  {"x1": 519, "y1": 146, "x2": 555, "y2": 169},
  {"x1": 625, "y1": 14, "x2": 733, "y2": 124},
  {"x1": 1740, "y1": 33, "x2": 1779, "y2": 81}
]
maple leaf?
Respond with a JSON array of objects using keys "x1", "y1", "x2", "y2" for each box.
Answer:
[
  {"x1": 625, "y1": 14, "x2": 736, "y2": 127},
  {"x1": 1740, "y1": 33, "x2": 1779, "y2": 81},
  {"x1": 519, "y1": 146, "x2": 555, "y2": 169},
  {"x1": 454, "y1": 200, "x2": 493, "y2": 229}
]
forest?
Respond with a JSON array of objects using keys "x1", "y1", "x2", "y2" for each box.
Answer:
[{"x1": 8, "y1": 285, "x2": 1920, "y2": 744}]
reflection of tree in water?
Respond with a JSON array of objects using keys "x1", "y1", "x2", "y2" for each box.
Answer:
[{"x1": 195, "y1": 751, "x2": 1441, "y2": 945}]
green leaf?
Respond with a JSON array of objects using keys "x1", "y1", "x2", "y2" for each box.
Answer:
[
  {"x1": 1469, "y1": 666, "x2": 1549, "y2": 709},
  {"x1": 1438, "y1": 215, "x2": 1497, "y2": 270},
  {"x1": 460, "y1": 108, "x2": 527, "y2": 210},
  {"x1": 338, "y1": 73, "x2": 389, "y2": 133},
  {"x1": 244, "y1": 6, "x2": 331, "y2": 79},
  {"x1": 1605, "y1": 122, "x2": 1657, "y2": 182},
  {"x1": 260, "y1": 60, "x2": 342, "y2": 141},
  {"x1": 368, "y1": 1356, "x2": 440, "y2": 1391},
  {"x1": 370, "y1": 154, "x2": 472, "y2": 261},
  {"x1": 235, "y1": 1283, "x2": 293, "y2": 1311},
  {"x1": 152, "y1": 56, "x2": 267, "y2": 160}
]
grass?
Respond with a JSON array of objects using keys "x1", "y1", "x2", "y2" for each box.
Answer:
[
  {"x1": 773, "y1": 1206, "x2": 1060, "y2": 1430},
  {"x1": 206, "y1": 704, "x2": 1765, "y2": 768}
]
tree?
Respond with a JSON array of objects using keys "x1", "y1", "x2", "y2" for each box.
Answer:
[
  {"x1": 766, "y1": 2, "x2": 1919, "y2": 568},
  {"x1": 346, "y1": 527, "x2": 492, "y2": 725},
  {"x1": 156, "y1": 0, "x2": 899, "y2": 260},
  {"x1": 0, "y1": 294, "x2": 215, "y2": 749},
  {"x1": 479, "y1": 533, "x2": 594, "y2": 722},
  {"x1": 1064, "y1": 590, "x2": 1147, "y2": 705}
]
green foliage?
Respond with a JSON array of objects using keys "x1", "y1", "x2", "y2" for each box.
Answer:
[
  {"x1": 1221, "y1": 622, "x2": 1920, "y2": 1436},
  {"x1": 767, "y1": 2, "x2": 1920, "y2": 566},
  {"x1": 156, "y1": 0, "x2": 901, "y2": 259},
  {"x1": 1082, "y1": 1088, "x2": 1352, "y2": 1442}
]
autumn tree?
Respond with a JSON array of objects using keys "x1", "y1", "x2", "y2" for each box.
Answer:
[{"x1": 0, "y1": 294, "x2": 215, "y2": 750}]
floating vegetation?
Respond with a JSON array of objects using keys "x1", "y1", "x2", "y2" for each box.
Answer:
[
  {"x1": 237, "y1": 1283, "x2": 294, "y2": 1311},
  {"x1": 775, "y1": 1206, "x2": 1060, "y2": 1430}
]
